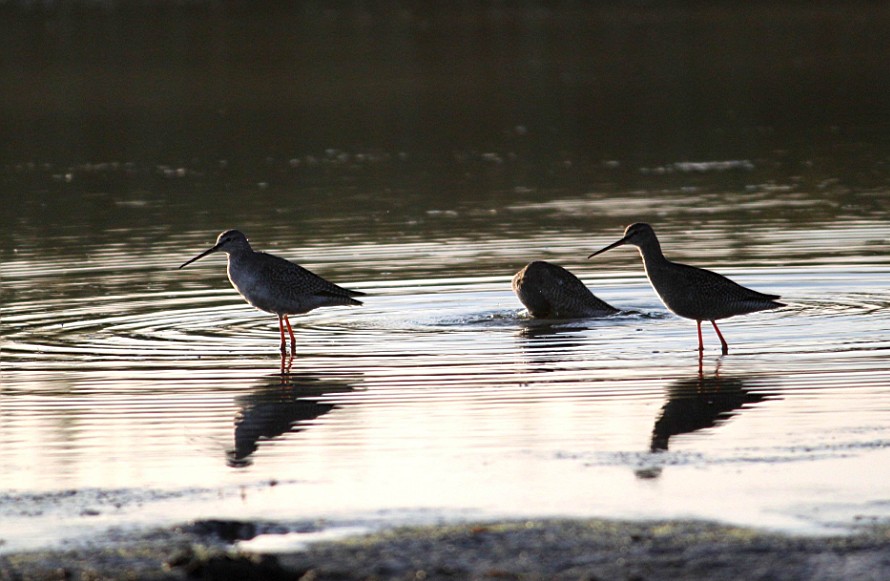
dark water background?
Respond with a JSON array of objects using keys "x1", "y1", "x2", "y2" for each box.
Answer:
[{"x1": 2, "y1": 2, "x2": 889, "y2": 553}]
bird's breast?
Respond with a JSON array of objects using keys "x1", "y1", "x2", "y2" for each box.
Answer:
[
  {"x1": 227, "y1": 256, "x2": 278, "y2": 313},
  {"x1": 642, "y1": 262, "x2": 704, "y2": 319}
]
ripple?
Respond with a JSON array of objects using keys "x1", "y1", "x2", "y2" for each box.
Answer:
[
  {"x1": 3, "y1": 253, "x2": 890, "y2": 543},
  {"x1": 790, "y1": 292, "x2": 890, "y2": 317},
  {"x1": 4, "y1": 268, "x2": 889, "y2": 372}
]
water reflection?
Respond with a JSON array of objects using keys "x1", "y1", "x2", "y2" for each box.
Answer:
[
  {"x1": 513, "y1": 312, "x2": 651, "y2": 367},
  {"x1": 513, "y1": 320, "x2": 599, "y2": 369},
  {"x1": 650, "y1": 370, "x2": 780, "y2": 453},
  {"x1": 516, "y1": 319, "x2": 594, "y2": 344},
  {"x1": 227, "y1": 373, "x2": 355, "y2": 468}
]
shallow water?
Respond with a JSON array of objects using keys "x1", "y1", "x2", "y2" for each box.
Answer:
[
  {"x1": 3, "y1": 2, "x2": 890, "y2": 555},
  {"x1": 3, "y1": 170, "x2": 890, "y2": 552}
]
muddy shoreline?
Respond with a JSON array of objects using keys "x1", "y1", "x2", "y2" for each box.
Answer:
[{"x1": 3, "y1": 518, "x2": 889, "y2": 580}]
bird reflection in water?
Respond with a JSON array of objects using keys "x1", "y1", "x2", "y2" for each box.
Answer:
[
  {"x1": 635, "y1": 365, "x2": 780, "y2": 479},
  {"x1": 513, "y1": 320, "x2": 605, "y2": 373},
  {"x1": 651, "y1": 368, "x2": 779, "y2": 453},
  {"x1": 280, "y1": 352, "x2": 294, "y2": 376},
  {"x1": 227, "y1": 373, "x2": 355, "y2": 467},
  {"x1": 517, "y1": 319, "x2": 593, "y2": 345}
]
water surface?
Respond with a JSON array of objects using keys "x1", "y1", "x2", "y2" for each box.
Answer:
[{"x1": 3, "y1": 173, "x2": 889, "y2": 552}]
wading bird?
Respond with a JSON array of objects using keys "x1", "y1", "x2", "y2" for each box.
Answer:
[
  {"x1": 512, "y1": 261, "x2": 617, "y2": 318},
  {"x1": 588, "y1": 223, "x2": 783, "y2": 354},
  {"x1": 179, "y1": 230, "x2": 363, "y2": 355}
]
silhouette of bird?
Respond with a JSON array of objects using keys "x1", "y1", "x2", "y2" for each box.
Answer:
[
  {"x1": 512, "y1": 261, "x2": 618, "y2": 318},
  {"x1": 228, "y1": 374, "x2": 353, "y2": 467},
  {"x1": 650, "y1": 374, "x2": 775, "y2": 452},
  {"x1": 589, "y1": 223, "x2": 783, "y2": 353},
  {"x1": 179, "y1": 230, "x2": 363, "y2": 354}
]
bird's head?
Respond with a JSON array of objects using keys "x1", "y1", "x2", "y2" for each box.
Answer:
[
  {"x1": 587, "y1": 223, "x2": 656, "y2": 259},
  {"x1": 179, "y1": 229, "x2": 251, "y2": 269}
]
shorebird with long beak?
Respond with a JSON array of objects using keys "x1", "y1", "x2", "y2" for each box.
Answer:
[
  {"x1": 179, "y1": 230, "x2": 364, "y2": 355},
  {"x1": 588, "y1": 223, "x2": 783, "y2": 354}
]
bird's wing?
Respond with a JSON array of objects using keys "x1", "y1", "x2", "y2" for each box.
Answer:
[
  {"x1": 672, "y1": 261, "x2": 780, "y2": 301},
  {"x1": 257, "y1": 252, "x2": 362, "y2": 297}
]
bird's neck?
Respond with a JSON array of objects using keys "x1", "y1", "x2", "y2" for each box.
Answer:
[
  {"x1": 637, "y1": 239, "x2": 669, "y2": 275},
  {"x1": 225, "y1": 247, "x2": 255, "y2": 268}
]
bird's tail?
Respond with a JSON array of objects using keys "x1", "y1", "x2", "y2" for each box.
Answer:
[{"x1": 319, "y1": 289, "x2": 364, "y2": 306}]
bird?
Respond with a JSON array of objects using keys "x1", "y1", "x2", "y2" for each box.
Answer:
[
  {"x1": 512, "y1": 261, "x2": 618, "y2": 318},
  {"x1": 179, "y1": 230, "x2": 364, "y2": 354},
  {"x1": 588, "y1": 223, "x2": 783, "y2": 354}
]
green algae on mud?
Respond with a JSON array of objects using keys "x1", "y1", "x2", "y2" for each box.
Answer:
[{"x1": 3, "y1": 519, "x2": 890, "y2": 581}]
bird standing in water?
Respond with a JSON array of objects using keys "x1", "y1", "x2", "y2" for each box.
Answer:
[
  {"x1": 512, "y1": 261, "x2": 617, "y2": 318},
  {"x1": 179, "y1": 230, "x2": 364, "y2": 355},
  {"x1": 588, "y1": 223, "x2": 783, "y2": 354}
]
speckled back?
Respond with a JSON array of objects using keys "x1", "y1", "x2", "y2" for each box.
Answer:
[{"x1": 512, "y1": 261, "x2": 617, "y2": 319}]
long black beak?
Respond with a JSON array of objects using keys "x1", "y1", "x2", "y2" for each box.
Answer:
[
  {"x1": 587, "y1": 236, "x2": 630, "y2": 259},
  {"x1": 179, "y1": 243, "x2": 222, "y2": 269}
]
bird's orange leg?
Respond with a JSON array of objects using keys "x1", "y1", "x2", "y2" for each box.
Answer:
[
  {"x1": 710, "y1": 320, "x2": 729, "y2": 355},
  {"x1": 696, "y1": 320, "x2": 704, "y2": 352},
  {"x1": 277, "y1": 315, "x2": 287, "y2": 354},
  {"x1": 283, "y1": 315, "x2": 297, "y2": 354}
]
